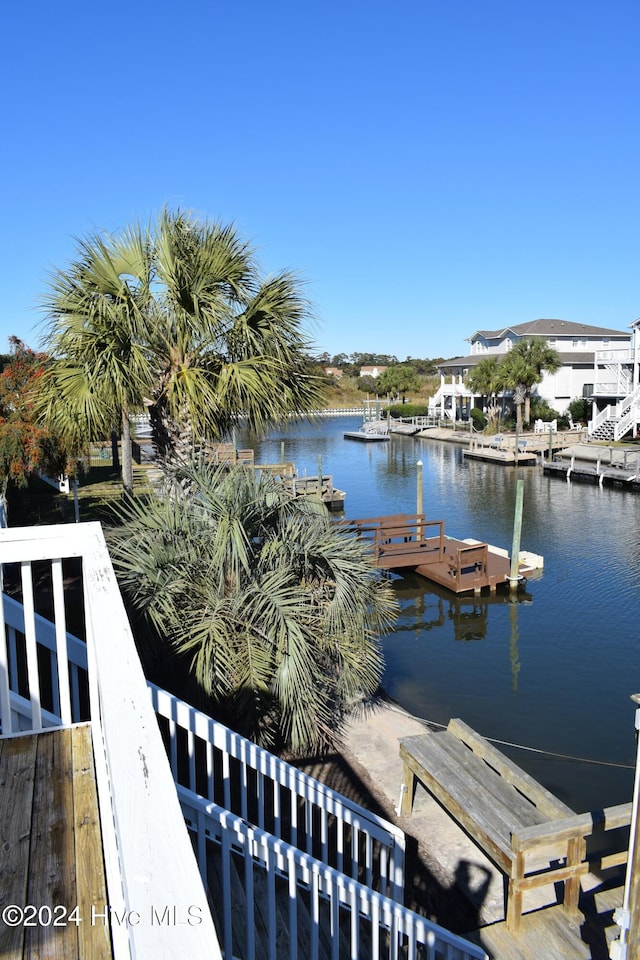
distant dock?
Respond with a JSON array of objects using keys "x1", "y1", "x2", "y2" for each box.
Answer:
[{"x1": 543, "y1": 444, "x2": 640, "y2": 488}]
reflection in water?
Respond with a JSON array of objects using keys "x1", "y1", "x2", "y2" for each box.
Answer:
[
  {"x1": 245, "y1": 417, "x2": 639, "y2": 811},
  {"x1": 509, "y1": 599, "x2": 521, "y2": 693}
]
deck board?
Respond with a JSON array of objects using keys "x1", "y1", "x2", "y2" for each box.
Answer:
[{"x1": 0, "y1": 726, "x2": 113, "y2": 960}]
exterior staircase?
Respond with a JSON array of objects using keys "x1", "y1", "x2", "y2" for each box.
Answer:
[{"x1": 589, "y1": 385, "x2": 640, "y2": 442}]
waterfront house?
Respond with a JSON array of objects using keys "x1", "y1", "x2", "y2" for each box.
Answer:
[
  {"x1": 430, "y1": 319, "x2": 634, "y2": 427},
  {"x1": 0, "y1": 521, "x2": 485, "y2": 960}
]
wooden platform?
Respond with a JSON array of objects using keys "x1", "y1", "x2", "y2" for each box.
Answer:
[
  {"x1": 544, "y1": 459, "x2": 640, "y2": 488},
  {"x1": 464, "y1": 447, "x2": 538, "y2": 466},
  {"x1": 341, "y1": 514, "x2": 531, "y2": 594},
  {"x1": 0, "y1": 725, "x2": 112, "y2": 960},
  {"x1": 467, "y1": 882, "x2": 624, "y2": 960},
  {"x1": 399, "y1": 720, "x2": 630, "y2": 939}
]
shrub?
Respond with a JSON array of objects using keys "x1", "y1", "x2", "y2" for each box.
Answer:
[
  {"x1": 387, "y1": 402, "x2": 430, "y2": 417},
  {"x1": 470, "y1": 407, "x2": 487, "y2": 430}
]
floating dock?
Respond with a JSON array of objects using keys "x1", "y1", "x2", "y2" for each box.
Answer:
[
  {"x1": 339, "y1": 514, "x2": 541, "y2": 594},
  {"x1": 543, "y1": 445, "x2": 640, "y2": 488},
  {"x1": 344, "y1": 420, "x2": 390, "y2": 442}
]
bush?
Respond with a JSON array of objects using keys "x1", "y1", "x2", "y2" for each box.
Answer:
[
  {"x1": 387, "y1": 403, "x2": 430, "y2": 417},
  {"x1": 470, "y1": 407, "x2": 487, "y2": 430}
]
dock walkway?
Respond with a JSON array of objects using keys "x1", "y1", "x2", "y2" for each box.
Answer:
[{"x1": 340, "y1": 514, "x2": 536, "y2": 594}]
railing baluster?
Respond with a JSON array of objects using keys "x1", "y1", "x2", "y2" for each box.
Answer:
[
  {"x1": 266, "y1": 843, "x2": 276, "y2": 960},
  {"x1": 52, "y1": 558, "x2": 72, "y2": 724},
  {"x1": 20, "y1": 561, "x2": 42, "y2": 730},
  {"x1": 288, "y1": 846, "x2": 297, "y2": 960},
  {"x1": 220, "y1": 826, "x2": 233, "y2": 960},
  {"x1": 244, "y1": 825, "x2": 256, "y2": 960}
]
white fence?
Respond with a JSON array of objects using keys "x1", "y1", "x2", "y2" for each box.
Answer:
[
  {"x1": 150, "y1": 683, "x2": 405, "y2": 901},
  {"x1": 179, "y1": 787, "x2": 488, "y2": 960}
]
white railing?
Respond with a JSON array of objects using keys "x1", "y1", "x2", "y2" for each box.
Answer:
[
  {"x1": 0, "y1": 524, "x2": 487, "y2": 960},
  {"x1": 589, "y1": 403, "x2": 614, "y2": 435},
  {"x1": 0, "y1": 523, "x2": 221, "y2": 960},
  {"x1": 150, "y1": 683, "x2": 405, "y2": 901},
  {"x1": 613, "y1": 384, "x2": 640, "y2": 441},
  {"x1": 179, "y1": 787, "x2": 488, "y2": 960},
  {"x1": 595, "y1": 348, "x2": 634, "y2": 364}
]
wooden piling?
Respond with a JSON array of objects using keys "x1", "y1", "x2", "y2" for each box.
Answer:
[{"x1": 509, "y1": 479, "x2": 524, "y2": 593}]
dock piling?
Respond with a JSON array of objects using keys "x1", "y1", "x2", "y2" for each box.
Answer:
[{"x1": 509, "y1": 479, "x2": 524, "y2": 594}]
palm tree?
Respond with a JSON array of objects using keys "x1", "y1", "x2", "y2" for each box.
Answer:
[
  {"x1": 148, "y1": 209, "x2": 325, "y2": 463},
  {"x1": 38, "y1": 210, "x2": 326, "y2": 488},
  {"x1": 108, "y1": 460, "x2": 397, "y2": 753},
  {"x1": 38, "y1": 225, "x2": 154, "y2": 495},
  {"x1": 466, "y1": 356, "x2": 506, "y2": 430},
  {"x1": 500, "y1": 337, "x2": 561, "y2": 428}
]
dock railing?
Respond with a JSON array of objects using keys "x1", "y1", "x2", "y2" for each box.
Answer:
[{"x1": 0, "y1": 523, "x2": 221, "y2": 960}]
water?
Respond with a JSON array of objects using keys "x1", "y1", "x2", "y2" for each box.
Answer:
[{"x1": 244, "y1": 416, "x2": 640, "y2": 813}]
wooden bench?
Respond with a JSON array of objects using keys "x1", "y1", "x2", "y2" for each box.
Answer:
[
  {"x1": 399, "y1": 719, "x2": 592, "y2": 931},
  {"x1": 447, "y1": 543, "x2": 489, "y2": 592}
]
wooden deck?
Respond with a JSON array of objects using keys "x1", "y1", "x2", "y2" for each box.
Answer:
[
  {"x1": 544, "y1": 459, "x2": 640, "y2": 488},
  {"x1": 0, "y1": 725, "x2": 112, "y2": 960},
  {"x1": 341, "y1": 514, "x2": 532, "y2": 594},
  {"x1": 467, "y1": 881, "x2": 624, "y2": 959}
]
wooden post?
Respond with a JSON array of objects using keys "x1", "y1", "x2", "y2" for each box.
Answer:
[
  {"x1": 548, "y1": 426, "x2": 553, "y2": 461},
  {"x1": 509, "y1": 479, "x2": 524, "y2": 594},
  {"x1": 613, "y1": 694, "x2": 640, "y2": 960},
  {"x1": 317, "y1": 454, "x2": 322, "y2": 495},
  {"x1": 417, "y1": 461, "x2": 423, "y2": 519},
  {"x1": 280, "y1": 440, "x2": 285, "y2": 464}
]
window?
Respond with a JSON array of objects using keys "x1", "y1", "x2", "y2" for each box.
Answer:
[{"x1": 583, "y1": 384, "x2": 594, "y2": 398}]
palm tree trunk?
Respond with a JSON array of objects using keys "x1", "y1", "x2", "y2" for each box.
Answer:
[{"x1": 121, "y1": 407, "x2": 134, "y2": 495}]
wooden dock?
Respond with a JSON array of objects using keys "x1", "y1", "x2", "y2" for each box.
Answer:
[
  {"x1": 340, "y1": 514, "x2": 538, "y2": 594},
  {"x1": 399, "y1": 720, "x2": 630, "y2": 957},
  {"x1": 0, "y1": 725, "x2": 112, "y2": 960},
  {"x1": 544, "y1": 458, "x2": 640, "y2": 488}
]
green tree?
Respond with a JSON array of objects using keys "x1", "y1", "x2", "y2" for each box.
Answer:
[
  {"x1": 466, "y1": 356, "x2": 506, "y2": 431},
  {"x1": 38, "y1": 210, "x2": 325, "y2": 489},
  {"x1": 108, "y1": 461, "x2": 397, "y2": 753},
  {"x1": 148, "y1": 209, "x2": 324, "y2": 461},
  {"x1": 378, "y1": 364, "x2": 419, "y2": 401},
  {"x1": 500, "y1": 337, "x2": 561, "y2": 428},
  {"x1": 39, "y1": 225, "x2": 153, "y2": 495}
]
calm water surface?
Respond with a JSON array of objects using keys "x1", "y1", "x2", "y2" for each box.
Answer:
[{"x1": 245, "y1": 416, "x2": 640, "y2": 812}]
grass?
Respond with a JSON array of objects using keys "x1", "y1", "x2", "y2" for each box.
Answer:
[{"x1": 8, "y1": 463, "x2": 156, "y2": 527}]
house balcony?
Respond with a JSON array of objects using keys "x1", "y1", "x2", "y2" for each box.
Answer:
[{"x1": 0, "y1": 522, "x2": 486, "y2": 960}]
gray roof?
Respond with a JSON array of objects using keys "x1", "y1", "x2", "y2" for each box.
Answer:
[
  {"x1": 468, "y1": 319, "x2": 630, "y2": 341},
  {"x1": 438, "y1": 351, "x2": 596, "y2": 370}
]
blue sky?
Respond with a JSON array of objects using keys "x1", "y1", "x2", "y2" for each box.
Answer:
[{"x1": 1, "y1": 0, "x2": 637, "y2": 361}]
